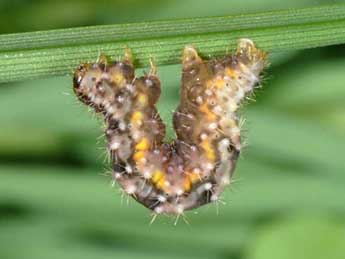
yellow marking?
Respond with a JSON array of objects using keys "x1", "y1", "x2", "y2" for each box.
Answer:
[
  {"x1": 206, "y1": 78, "x2": 224, "y2": 89},
  {"x1": 137, "y1": 93, "x2": 148, "y2": 106},
  {"x1": 152, "y1": 170, "x2": 164, "y2": 184},
  {"x1": 214, "y1": 78, "x2": 225, "y2": 89},
  {"x1": 111, "y1": 72, "x2": 125, "y2": 85},
  {"x1": 187, "y1": 172, "x2": 200, "y2": 184},
  {"x1": 183, "y1": 177, "x2": 191, "y2": 192},
  {"x1": 130, "y1": 111, "x2": 143, "y2": 125},
  {"x1": 135, "y1": 138, "x2": 150, "y2": 151},
  {"x1": 156, "y1": 178, "x2": 166, "y2": 191},
  {"x1": 133, "y1": 151, "x2": 145, "y2": 162},
  {"x1": 225, "y1": 67, "x2": 235, "y2": 78},
  {"x1": 199, "y1": 103, "x2": 216, "y2": 121},
  {"x1": 151, "y1": 170, "x2": 170, "y2": 192},
  {"x1": 200, "y1": 139, "x2": 216, "y2": 161}
]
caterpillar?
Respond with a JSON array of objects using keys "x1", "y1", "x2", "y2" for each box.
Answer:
[{"x1": 73, "y1": 39, "x2": 267, "y2": 215}]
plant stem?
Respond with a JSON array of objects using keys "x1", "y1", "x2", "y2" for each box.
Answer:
[{"x1": 0, "y1": 4, "x2": 345, "y2": 83}]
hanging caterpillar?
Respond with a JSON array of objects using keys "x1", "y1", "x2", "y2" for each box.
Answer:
[{"x1": 73, "y1": 39, "x2": 267, "y2": 215}]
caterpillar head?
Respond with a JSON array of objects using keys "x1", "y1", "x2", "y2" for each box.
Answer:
[{"x1": 73, "y1": 53, "x2": 135, "y2": 113}]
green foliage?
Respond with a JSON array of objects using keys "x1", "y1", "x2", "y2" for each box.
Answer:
[{"x1": 247, "y1": 217, "x2": 345, "y2": 259}]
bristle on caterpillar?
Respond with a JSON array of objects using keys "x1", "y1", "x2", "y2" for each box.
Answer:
[{"x1": 73, "y1": 39, "x2": 267, "y2": 215}]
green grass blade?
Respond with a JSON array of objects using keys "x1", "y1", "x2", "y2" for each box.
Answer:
[
  {"x1": 0, "y1": 4, "x2": 345, "y2": 83},
  {"x1": 1, "y1": 4, "x2": 345, "y2": 51}
]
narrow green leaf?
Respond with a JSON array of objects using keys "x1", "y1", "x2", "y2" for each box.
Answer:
[
  {"x1": 1, "y1": 5, "x2": 345, "y2": 51},
  {"x1": 0, "y1": 4, "x2": 345, "y2": 83}
]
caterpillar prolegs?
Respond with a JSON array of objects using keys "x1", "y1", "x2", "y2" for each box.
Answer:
[{"x1": 73, "y1": 39, "x2": 267, "y2": 215}]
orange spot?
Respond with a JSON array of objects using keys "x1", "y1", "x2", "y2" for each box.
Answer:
[
  {"x1": 200, "y1": 139, "x2": 216, "y2": 161},
  {"x1": 135, "y1": 138, "x2": 149, "y2": 151},
  {"x1": 199, "y1": 103, "x2": 216, "y2": 121}
]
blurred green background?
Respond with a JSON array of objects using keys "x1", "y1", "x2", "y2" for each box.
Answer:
[{"x1": 1, "y1": 1, "x2": 345, "y2": 259}]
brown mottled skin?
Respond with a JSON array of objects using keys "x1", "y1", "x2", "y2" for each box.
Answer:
[{"x1": 73, "y1": 39, "x2": 267, "y2": 215}]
